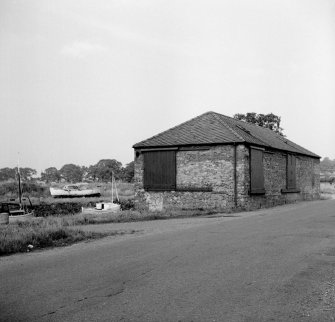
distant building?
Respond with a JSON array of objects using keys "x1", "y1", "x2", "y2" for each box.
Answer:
[{"x1": 133, "y1": 112, "x2": 320, "y2": 212}]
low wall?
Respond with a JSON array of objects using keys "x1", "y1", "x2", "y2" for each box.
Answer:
[{"x1": 134, "y1": 190, "x2": 234, "y2": 212}]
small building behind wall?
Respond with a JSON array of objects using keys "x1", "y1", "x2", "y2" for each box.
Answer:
[{"x1": 133, "y1": 111, "x2": 320, "y2": 212}]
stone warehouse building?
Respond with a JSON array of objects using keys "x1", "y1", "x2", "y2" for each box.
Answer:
[{"x1": 133, "y1": 112, "x2": 320, "y2": 212}]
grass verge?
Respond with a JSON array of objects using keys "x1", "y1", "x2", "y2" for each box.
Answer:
[
  {"x1": 59, "y1": 209, "x2": 218, "y2": 226},
  {"x1": 0, "y1": 208, "x2": 218, "y2": 256},
  {"x1": 0, "y1": 218, "x2": 135, "y2": 256}
]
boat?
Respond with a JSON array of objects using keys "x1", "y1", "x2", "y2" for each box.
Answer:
[
  {"x1": 81, "y1": 175, "x2": 120, "y2": 213},
  {"x1": 82, "y1": 202, "x2": 120, "y2": 214},
  {"x1": 50, "y1": 185, "x2": 101, "y2": 198},
  {"x1": 0, "y1": 200, "x2": 35, "y2": 223},
  {"x1": 0, "y1": 162, "x2": 35, "y2": 224}
]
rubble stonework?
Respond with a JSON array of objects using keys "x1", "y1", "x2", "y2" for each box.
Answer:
[
  {"x1": 134, "y1": 145, "x2": 320, "y2": 212},
  {"x1": 134, "y1": 146, "x2": 237, "y2": 211},
  {"x1": 240, "y1": 149, "x2": 320, "y2": 211}
]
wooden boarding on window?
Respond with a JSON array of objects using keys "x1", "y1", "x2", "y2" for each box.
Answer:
[
  {"x1": 143, "y1": 151, "x2": 176, "y2": 190},
  {"x1": 287, "y1": 154, "x2": 296, "y2": 189},
  {"x1": 250, "y1": 148, "x2": 265, "y2": 194}
]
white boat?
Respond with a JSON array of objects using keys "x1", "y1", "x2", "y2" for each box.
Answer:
[
  {"x1": 81, "y1": 176, "x2": 120, "y2": 213},
  {"x1": 82, "y1": 202, "x2": 120, "y2": 214},
  {"x1": 50, "y1": 185, "x2": 101, "y2": 198}
]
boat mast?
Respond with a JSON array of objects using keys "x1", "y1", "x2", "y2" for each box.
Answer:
[
  {"x1": 111, "y1": 172, "x2": 114, "y2": 202},
  {"x1": 17, "y1": 154, "x2": 22, "y2": 206},
  {"x1": 114, "y1": 175, "x2": 119, "y2": 202}
]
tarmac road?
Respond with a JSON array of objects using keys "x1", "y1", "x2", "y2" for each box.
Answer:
[{"x1": 1, "y1": 200, "x2": 335, "y2": 322}]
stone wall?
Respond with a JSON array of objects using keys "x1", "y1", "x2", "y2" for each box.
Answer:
[
  {"x1": 240, "y1": 148, "x2": 320, "y2": 211},
  {"x1": 297, "y1": 155, "x2": 320, "y2": 200},
  {"x1": 134, "y1": 145, "x2": 239, "y2": 212},
  {"x1": 134, "y1": 145, "x2": 320, "y2": 212},
  {"x1": 176, "y1": 147, "x2": 234, "y2": 192}
]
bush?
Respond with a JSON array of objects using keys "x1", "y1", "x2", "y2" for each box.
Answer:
[
  {"x1": 116, "y1": 199, "x2": 134, "y2": 210},
  {"x1": 0, "y1": 181, "x2": 49, "y2": 199},
  {"x1": 32, "y1": 199, "x2": 134, "y2": 217},
  {"x1": 34, "y1": 202, "x2": 83, "y2": 217}
]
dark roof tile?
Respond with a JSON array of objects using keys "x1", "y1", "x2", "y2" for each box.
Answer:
[{"x1": 133, "y1": 111, "x2": 320, "y2": 158}]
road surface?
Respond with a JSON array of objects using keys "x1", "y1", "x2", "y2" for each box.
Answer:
[{"x1": 1, "y1": 200, "x2": 335, "y2": 321}]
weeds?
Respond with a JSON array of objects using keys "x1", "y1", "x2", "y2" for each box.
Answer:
[
  {"x1": 58, "y1": 208, "x2": 217, "y2": 226},
  {"x1": 0, "y1": 217, "x2": 134, "y2": 256},
  {"x1": 0, "y1": 219, "x2": 99, "y2": 255}
]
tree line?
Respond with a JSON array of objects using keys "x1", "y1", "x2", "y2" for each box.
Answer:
[
  {"x1": 320, "y1": 157, "x2": 335, "y2": 182},
  {"x1": 1, "y1": 112, "x2": 329, "y2": 184},
  {"x1": 0, "y1": 159, "x2": 134, "y2": 183},
  {"x1": 320, "y1": 157, "x2": 335, "y2": 171}
]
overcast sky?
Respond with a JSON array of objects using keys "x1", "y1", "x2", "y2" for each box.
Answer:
[{"x1": 1, "y1": 0, "x2": 334, "y2": 172}]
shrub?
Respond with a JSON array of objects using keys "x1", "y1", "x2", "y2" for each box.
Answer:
[
  {"x1": 116, "y1": 199, "x2": 134, "y2": 210},
  {"x1": 31, "y1": 198, "x2": 135, "y2": 217},
  {"x1": 34, "y1": 203, "x2": 83, "y2": 217},
  {"x1": 0, "y1": 181, "x2": 50, "y2": 199}
]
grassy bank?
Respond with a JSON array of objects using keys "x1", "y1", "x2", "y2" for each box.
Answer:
[
  {"x1": 60, "y1": 209, "x2": 212, "y2": 226},
  {"x1": 0, "y1": 208, "x2": 216, "y2": 256},
  {"x1": 0, "y1": 218, "x2": 135, "y2": 256}
]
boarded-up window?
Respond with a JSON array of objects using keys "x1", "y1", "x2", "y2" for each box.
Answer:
[
  {"x1": 250, "y1": 148, "x2": 265, "y2": 194},
  {"x1": 143, "y1": 151, "x2": 176, "y2": 190},
  {"x1": 287, "y1": 154, "x2": 296, "y2": 189}
]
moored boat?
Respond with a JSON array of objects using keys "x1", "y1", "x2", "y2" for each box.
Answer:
[
  {"x1": 0, "y1": 160, "x2": 35, "y2": 224},
  {"x1": 0, "y1": 200, "x2": 35, "y2": 224},
  {"x1": 82, "y1": 202, "x2": 120, "y2": 214},
  {"x1": 81, "y1": 175, "x2": 120, "y2": 213},
  {"x1": 50, "y1": 185, "x2": 101, "y2": 198}
]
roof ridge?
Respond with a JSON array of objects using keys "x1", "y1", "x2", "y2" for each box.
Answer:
[
  {"x1": 231, "y1": 120, "x2": 271, "y2": 147},
  {"x1": 219, "y1": 113, "x2": 282, "y2": 146},
  {"x1": 211, "y1": 112, "x2": 269, "y2": 145},
  {"x1": 222, "y1": 113, "x2": 284, "y2": 137},
  {"x1": 210, "y1": 112, "x2": 244, "y2": 141}
]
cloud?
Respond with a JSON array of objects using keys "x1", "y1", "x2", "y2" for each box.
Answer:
[{"x1": 61, "y1": 41, "x2": 108, "y2": 58}]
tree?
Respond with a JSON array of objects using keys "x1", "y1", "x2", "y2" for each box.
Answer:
[
  {"x1": 41, "y1": 167, "x2": 61, "y2": 183},
  {"x1": 19, "y1": 167, "x2": 37, "y2": 181},
  {"x1": 233, "y1": 112, "x2": 284, "y2": 135},
  {"x1": 86, "y1": 165, "x2": 99, "y2": 182},
  {"x1": 320, "y1": 157, "x2": 335, "y2": 170},
  {"x1": 320, "y1": 158, "x2": 335, "y2": 183},
  {"x1": 0, "y1": 168, "x2": 16, "y2": 181},
  {"x1": 59, "y1": 164, "x2": 84, "y2": 183},
  {"x1": 94, "y1": 159, "x2": 123, "y2": 182},
  {"x1": 81, "y1": 166, "x2": 90, "y2": 182},
  {"x1": 122, "y1": 161, "x2": 134, "y2": 182}
]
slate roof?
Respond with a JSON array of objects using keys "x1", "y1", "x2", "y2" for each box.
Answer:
[{"x1": 133, "y1": 111, "x2": 320, "y2": 158}]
